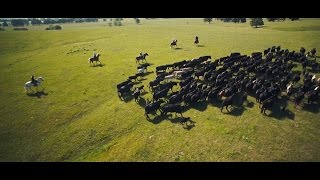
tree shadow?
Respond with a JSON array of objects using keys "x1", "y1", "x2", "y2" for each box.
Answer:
[
  {"x1": 197, "y1": 45, "x2": 205, "y2": 47},
  {"x1": 27, "y1": 90, "x2": 48, "y2": 98}
]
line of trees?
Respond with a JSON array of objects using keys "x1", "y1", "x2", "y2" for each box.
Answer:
[
  {"x1": 202, "y1": 18, "x2": 300, "y2": 28},
  {"x1": 0, "y1": 18, "x2": 99, "y2": 27},
  {"x1": 216, "y1": 18, "x2": 246, "y2": 23},
  {"x1": 267, "y1": 18, "x2": 299, "y2": 22}
]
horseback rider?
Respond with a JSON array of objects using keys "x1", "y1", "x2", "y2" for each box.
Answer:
[
  {"x1": 93, "y1": 52, "x2": 97, "y2": 59},
  {"x1": 195, "y1": 36, "x2": 199, "y2": 43},
  {"x1": 172, "y1": 38, "x2": 176, "y2": 43},
  {"x1": 31, "y1": 75, "x2": 38, "y2": 86}
]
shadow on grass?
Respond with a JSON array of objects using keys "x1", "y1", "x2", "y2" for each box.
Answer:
[
  {"x1": 27, "y1": 90, "x2": 48, "y2": 98},
  {"x1": 90, "y1": 63, "x2": 105, "y2": 67},
  {"x1": 174, "y1": 47, "x2": 183, "y2": 50},
  {"x1": 302, "y1": 103, "x2": 320, "y2": 113},
  {"x1": 149, "y1": 113, "x2": 167, "y2": 124},
  {"x1": 245, "y1": 101, "x2": 255, "y2": 108},
  {"x1": 149, "y1": 114, "x2": 196, "y2": 130},
  {"x1": 142, "y1": 71, "x2": 154, "y2": 76},
  {"x1": 197, "y1": 45, "x2": 205, "y2": 47},
  {"x1": 122, "y1": 94, "x2": 134, "y2": 102},
  {"x1": 191, "y1": 102, "x2": 208, "y2": 111},
  {"x1": 137, "y1": 97, "x2": 147, "y2": 107},
  {"x1": 266, "y1": 96, "x2": 296, "y2": 120}
]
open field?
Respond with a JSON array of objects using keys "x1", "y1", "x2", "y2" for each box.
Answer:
[{"x1": 0, "y1": 18, "x2": 320, "y2": 161}]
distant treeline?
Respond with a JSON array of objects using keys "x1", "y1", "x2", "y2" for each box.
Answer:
[{"x1": 0, "y1": 18, "x2": 99, "y2": 27}]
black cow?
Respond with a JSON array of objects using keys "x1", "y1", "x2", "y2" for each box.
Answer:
[
  {"x1": 160, "y1": 104, "x2": 184, "y2": 117},
  {"x1": 145, "y1": 99, "x2": 165, "y2": 119},
  {"x1": 294, "y1": 91, "x2": 305, "y2": 108},
  {"x1": 260, "y1": 96, "x2": 275, "y2": 114},
  {"x1": 221, "y1": 94, "x2": 235, "y2": 112},
  {"x1": 133, "y1": 88, "x2": 141, "y2": 102}
]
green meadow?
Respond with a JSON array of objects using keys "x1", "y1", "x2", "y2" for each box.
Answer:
[{"x1": 0, "y1": 18, "x2": 319, "y2": 161}]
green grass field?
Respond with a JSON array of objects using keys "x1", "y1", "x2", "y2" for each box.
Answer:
[{"x1": 0, "y1": 18, "x2": 320, "y2": 161}]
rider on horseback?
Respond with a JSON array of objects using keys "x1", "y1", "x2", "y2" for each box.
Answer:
[{"x1": 31, "y1": 75, "x2": 38, "y2": 86}]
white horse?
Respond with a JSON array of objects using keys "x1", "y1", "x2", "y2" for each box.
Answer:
[
  {"x1": 287, "y1": 82, "x2": 293, "y2": 94},
  {"x1": 24, "y1": 77, "x2": 44, "y2": 93}
]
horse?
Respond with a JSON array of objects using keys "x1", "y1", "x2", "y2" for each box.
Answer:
[
  {"x1": 170, "y1": 39, "x2": 177, "y2": 48},
  {"x1": 24, "y1": 77, "x2": 44, "y2": 93},
  {"x1": 194, "y1": 37, "x2": 199, "y2": 45},
  {"x1": 136, "y1": 53, "x2": 148, "y2": 64},
  {"x1": 88, "y1": 53, "x2": 101, "y2": 66}
]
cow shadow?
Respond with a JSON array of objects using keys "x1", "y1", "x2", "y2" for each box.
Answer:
[
  {"x1": 166, "y1": 116, "x2": 196, "y2": 130},
  {"x1": 245, "y1": 101, "x2": 254, "y2": 108},
  {"x1": 27, "y1": 90, "x2": 48, "y2": 98},
  {"x1": 122, "y1": 94, "x2": 134, "y2": 102},
  {"x1": 197, "y1": 45, "x2": 205, "y2": 47},
  {"x1": 142, "y1": 71, "x2": 154, "y2": 76},
  {"x1": 222, "y1": 106, "x2": 245, "y2": 116},
  {"x1": 138, "y1": 77, "x2": 148, "y2": 81},
  {"x1": 191, "y1": 101, "x2": 208, "y2": 111},
  {"x1": 181, "y1": 117, "x2": 196, "y2": 130},
  {"x1": 169, "y1": 116, "x2": 196, "y2": 130},
  {"x1": 174, "y1": 47, "x2": 183, "y2": 50},
  {"x1": 132, "y1": 81, "x2": 142, "y2": 85},
  {"x1": 268, "y1": 96, "x2": 296, "y2": 120},
  {"x1": 149, "y1": 114, "x2": 167, "y2": 124},
  {"x1": 137, "y1": 97, "x2": 147, "y2": 107},
  {"x1": 208, "y1": 99, "x2": 223, "y2": 108},
  {"x1": 269, "y1": 108, "x2": 295, "y2": 120},
  {"x1": 307, "y1": 68, "x2": 319, "y2": 74},
  {"x1": 302, "y1": 103, "x2": 320, "y2": 113}
]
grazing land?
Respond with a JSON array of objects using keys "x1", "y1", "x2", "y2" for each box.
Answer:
[{"x1": 0, "y1": 18, "x2": 319, "y2": 161}]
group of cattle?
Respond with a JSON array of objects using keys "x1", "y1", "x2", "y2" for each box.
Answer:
[{"x1": 117, "y1": 46, "x2": 320, "y2": 121}]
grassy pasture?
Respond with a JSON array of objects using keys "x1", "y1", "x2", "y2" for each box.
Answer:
[{"x1": 0, "y1": 18, "x2": 319, "y2": 161}]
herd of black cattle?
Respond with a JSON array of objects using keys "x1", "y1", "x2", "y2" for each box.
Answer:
[{"x1": 116, "y1": 46, "x2": 320, "y2": 120}]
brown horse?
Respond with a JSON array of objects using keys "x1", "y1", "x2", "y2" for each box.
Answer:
[{"x1": 88, "y1": 53, "x2": 101, "y2": 66}]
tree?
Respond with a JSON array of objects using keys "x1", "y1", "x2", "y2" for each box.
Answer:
[
  {"x1": 134, "y1": 18, "x2": 140, "y2": 24},
  {"x1": 113, "y1": 18, "x2": 122, "y2": 26},
  {"x1": 11, "y1": 19, "x2": 28, "y2": 26},
  {"x1": 31, "y1": 18, "x2": 41, "y2": 25},
  {"x1": 250, "y1": 18, "x2": 264, "y2": 28},
  {"x1": 204, "y1": 18, "x2": 213, "y2": 24},
  {"x1": 3, "y1": 22, "x2": 8, "y2": 27},
  {"x1": 289, "y1": 18, "x2": 299, "y2": 21}
]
